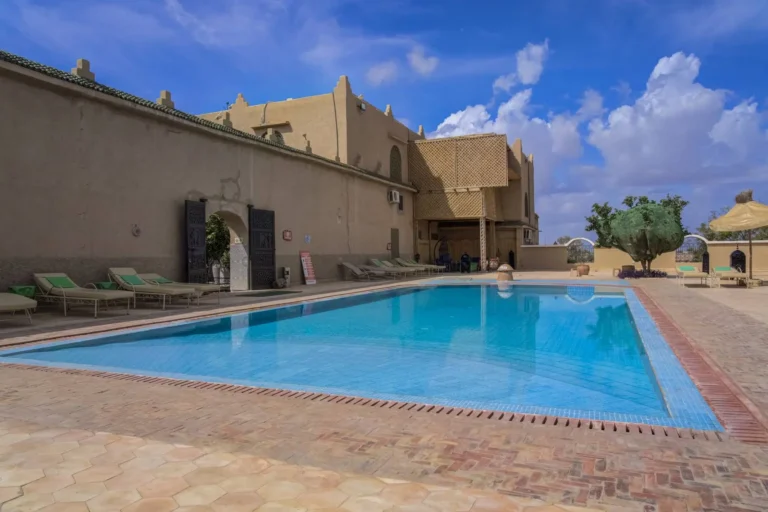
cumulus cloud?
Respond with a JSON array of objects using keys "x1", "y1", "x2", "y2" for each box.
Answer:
[
  {"x1": 365, "y1": 60, "x2": 398, "y2": 86},
  {"x1": 587, "y1": 51, "x2": 768, "y2": 187},
  {"x1": 492, "y1": 73, "x2": 517, "y2": 94},
  {"x1": 407, "y1": 45, "x2": 439, "y2": 76},
  {"x1": 516, "y1": 39, "x2": 549, "y2": 85},
  {"x1": 431, "y1": 48, "x2": 768, "y2": 240}
]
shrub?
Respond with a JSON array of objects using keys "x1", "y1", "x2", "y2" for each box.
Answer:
[{"x1": 617, "y1": 269, "x2": 668, "y2": 279}]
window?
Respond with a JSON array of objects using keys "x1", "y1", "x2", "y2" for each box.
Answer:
[
  {"x1": 389, "y1": 145, "x2": 402, "y2": 182},
  {"x1": 524, "y1": 192, "x2": 530, "y2": 218},
  {"x1": 398, "y1": 194, "x2": 404, "y2": 212}
]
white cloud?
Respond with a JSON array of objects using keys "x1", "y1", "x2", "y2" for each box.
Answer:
[
  {"x1": 587, "y1": 51, "x2": 768, "y2": 188},
  {"x1": 515, "y1": 39, "x2": 549, "y2": 85},
  {"x1": 673, "y1": 0, "x2": 768, "y2": 41},
  {"x1": 407, "y1": 45, "x2": 439, "y2": 76},
  {"x1": 365, "y1": 60, "x2": 398, "y2": 86},
  {"x1": 491, "y1": 39, "x2": 549, "y2": 95},
  {"x1": 492, "y1": 73, "x2": 516, "y2": 94},
  {"x1": 577, "y1": 89, "x2": 605, "y2": 119}
]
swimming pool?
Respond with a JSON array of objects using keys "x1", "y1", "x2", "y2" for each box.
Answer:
[{"x1": 0, "y1": 284, "x2": 721, "y2": 430}]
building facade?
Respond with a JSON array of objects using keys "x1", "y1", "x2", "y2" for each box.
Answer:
[{"x1": 0, "y1": 49, "x2": 538, "y2": 292}]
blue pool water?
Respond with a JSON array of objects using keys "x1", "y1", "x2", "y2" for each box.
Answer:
[{"x1": 0, "y1": 284, "x2": 721, "y2": 429}]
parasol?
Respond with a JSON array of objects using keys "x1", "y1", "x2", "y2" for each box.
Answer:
[{"x1": 709, "y1": 190, "x2": 768, "y2": 280}]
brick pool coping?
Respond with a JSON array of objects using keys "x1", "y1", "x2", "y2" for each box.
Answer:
[{"x1": 1, "y1": 279, "x2": 766, "y2": 444}]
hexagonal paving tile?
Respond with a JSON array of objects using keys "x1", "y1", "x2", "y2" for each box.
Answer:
[
  {"x1": 185, "y1": 467, "x2": 235, "y2": 486},
  {"x1": 174, "y1": 485, "x2": 227, "y2": 506},
  {"x1": 44, "y1": 459, "x2": 92, "y2": 477},
  {"x1": 2, "y1": 492, "x2": 56, "y2": 512},
  {"x1": 254, "y1": 504, "x2": 306, "y2": 512},
  {"x1": 339, "y1": 496, "x2": 390, "y2": 512},
  {"x1": 294, "y1": 489, "x2": 348, "y2": 509},
  {"x1": 38, "y1": 503, "x2": 90, "y2": 512},
  {"x1": 219, "y1": 475, "x2": 270, "y2": 494},
  {"x1": 139, "y1": 477, "x2": 191, "y2": 498},
  {"x1": 16, "y1": 453, "x2": 65, "y2": 470},
  {"x1": 379, "y1": 483, "x2": 430, "y2": 505},
  {"x1": 53, "y1": 483, "x2": 106, "y2": 503},
  {"x1": 0, "y1": 468, "x2": 45, "y2": 486},
  {"x1": 73, "y1": 464, "x2": 123, "y2": 483},
  {"x1": 0, "y1": 486, "x2": 23, "y2": 504},
  {"x1": 86, "y1": 489, "x2": 142, "y2": 511},
  {"x1": 124, "y1": 497, "x2": 180, "y2": 512},
  {"x1": 104, "y1": 469, "x2": 156, "y2": 490},
  {"x1": 62, "y1": 444, "x2": 107, "y2": 461},
  {"x1": 295, "y1": 470, "x2": 342, "y2": 491},
  {"x1": 0, "y1": 433, "x2": 31, "y2": 446},
  {"x1": 30, "y1": 429, "x2": 70, "y2": 439},
  {"x1": 90, "y1": 448, "x2": 136, "y2": 466},
  {"x1": 422, "y1": 490, "x2": 476, "y2": 512},
  {"x1": 134, "y1": 443, "x2": 175, "y2": 458},
  {"x1": 257, "y1": 481, "x2": 306, "y2": 502},
  {"x1": 53, "y1": 431, "x2": 93, "y2": 443},
  {"x1": 35, "y1": 442, "x2": 81, "y2": 456},
  {"x1": 153, "y1": 462, "x2": 199, "y2": 479},
  {"x1": 163, "y1": 447, "x2": 205, "y2": 462},
  {"x1": 211, "y1": 491, "x2": 264, "y2": 512},
  {"x1": 23, "y1": 474, "x2": 75, "y2": 493},
  {"x1": 122, "y1": 456, "x2": 167, "y2": 472},
  {"x1": 78, "y1": 434, "x2": 121, "y2": 446},
  {"x1": 194, "y1": 453, "x2": 238, "y2": 469},
  {"x1": 337, "y1": 478, "x2": 385, "y2": 498},
  {"x1": 225, "y1": 457, "x2": 270, "y2": 476}
]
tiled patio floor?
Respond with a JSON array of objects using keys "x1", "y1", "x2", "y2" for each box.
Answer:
[{"x1": 2, "y1": 277, "x2": 768, "y2": 510}]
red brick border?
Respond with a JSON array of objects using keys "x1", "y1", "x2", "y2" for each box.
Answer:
[
  {"x1": 0, "y1": 361, "x2": 731, "y2": 443},
  {"x1": 634, "y1": 287, "x2": 768, "y2": 444}
]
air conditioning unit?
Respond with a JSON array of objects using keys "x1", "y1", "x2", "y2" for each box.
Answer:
[{"x1": 388, "y1": 190, "x2": 401, "y2": 204}]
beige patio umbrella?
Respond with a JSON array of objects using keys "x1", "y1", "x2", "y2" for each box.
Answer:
[{"x1": 709, "y1": 190, "x2": 768, "y2": 280}]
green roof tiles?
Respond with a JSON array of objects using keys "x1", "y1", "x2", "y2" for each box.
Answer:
[{"x1": 0, "y1": 49, "x2": 413, "y2": 190}]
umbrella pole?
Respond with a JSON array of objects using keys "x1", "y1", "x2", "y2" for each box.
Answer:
[{"x1": 749, "y1": 229, "x2": 753, "y2": 281}]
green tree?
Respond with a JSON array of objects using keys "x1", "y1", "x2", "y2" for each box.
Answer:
[
  {"x1": 611, "y1": 203, "x2": 684, "y2": 272},
  {"x1": 555, "y1": 235, "x2": 572, "y2": 245},
  {"x1": 586, "y1": 194, "x2": 689, "y2": 248},
  {"x1": 206, "y1": 214, "x2": 230, "y2": 268}
]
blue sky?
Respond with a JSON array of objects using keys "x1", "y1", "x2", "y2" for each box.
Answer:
[{"x1": 2, "y1": 0, "x2": 767, "y2": 242}]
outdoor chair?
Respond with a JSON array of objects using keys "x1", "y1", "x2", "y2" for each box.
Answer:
[
  {"x1": 373, "y1": 259, "x2": 420, "y2": 275},
  {"x1": 675, "y1": 265, "x2": 709, "y2": 286},
  {"x1": 363, "y1": 261, "x2": 410, "y2": 278},
  {"x1": 33, "y1": 273, "x2": 133, "y2": 318},
  {"x1": 108, "y1": 268, "x2": 197, "y2": 309},
  {"x1": 340, "y1": 262, "x2": 392, "y2": 281},
  {"x1": 138, "y1": 273, "x2": 225, "y2": 304},
  {"x1": 397, "y1": 258, "x2": 443, "y2": 273},
  {"x1": 0, "y1": 293, "x2": 38, "y2": 324}
]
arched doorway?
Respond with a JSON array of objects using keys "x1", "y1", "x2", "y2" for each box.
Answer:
[
  {"x1": 675, "y1": 235, "x2": 708, "y2": 268},
  {"x1": 731, "y1": 248, "x2": 746, "y2": 273},
  {"x1": 208, "y1": 210, "x2": 249, "y2": 292},
  {"x1": 565, "y1": 237, "x2": 595, "y2": 264}
]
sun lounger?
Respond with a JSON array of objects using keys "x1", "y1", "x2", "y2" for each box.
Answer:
[
  {"x1": 395, "y1": 258, "x2": 442, "y2": 273},
  {"x1": 387, "y1": 259, "x2": 428, "y2": 274},
  {"x1": 371, "y1": 259, "x2": 419, "y2": 275},
  {"x1": 0, "y1": 293, "x2": 37, "y2": 324},
  {"x1": 712, "y1": 266, "x2": 746, "y2": 279},
  {"x1": 401, "y1": 258, "x2": 444, "y2": 272},
  {"x1": 33, "y1": 273, "x2": 133, "y2": 318},
  {"x1": 360, "y1": 264, "x2": 407, "y2": 278},
  {"x1": 138, "y1": 273, "x2": 225, "y2": 304},
  {"x1": 340, "y1": 262, "x2": 392, "y2": 281},
  {"x1": 108, "y1": 268, "x2": 197, "y2": 309},
  {"x1": 676, "y1": 265, "x2": 708, "y2": 286}
]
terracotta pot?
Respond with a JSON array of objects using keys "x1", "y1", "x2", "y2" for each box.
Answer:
[{"x1": 576, "y1": 264, "x2": 590, "y2": 277}]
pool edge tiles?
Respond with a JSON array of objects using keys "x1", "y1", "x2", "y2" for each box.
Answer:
[{"x1": 0, "y1": 283, "x2": 723, "y2": 432}]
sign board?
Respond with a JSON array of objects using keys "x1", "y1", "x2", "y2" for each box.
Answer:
[
  {"x1": 304, "y1": 234, "x2": 311, "y2": 244},
  {"x1": 300, "y1": 251, "x2": 317, "y2": 285},
  {"x1": 282, "y1": 230, "x2": 292, "y2": 241}
]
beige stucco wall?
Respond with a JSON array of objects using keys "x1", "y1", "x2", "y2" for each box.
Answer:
[
  {"x1": 593, "y1": 248, "x2": 677, "y2": 271},
  {"x1": 0, "y1": 64, "x2": 414, "y2": 290},
  {"x1": 498, "y1": 139, "x2": 535, "y2": 228},
  {"x1": 517, "y1": 246, "x2": 570, "y2": 271},
  {"x1": 198, "y1": 92, "x2": 344, "y2": 165},
  {"x1": 199, "y1": 76, "x2": 420, "y2": 183},
  {"x1": 702, "y1": 242, "x2": 768, "y2": 271}
]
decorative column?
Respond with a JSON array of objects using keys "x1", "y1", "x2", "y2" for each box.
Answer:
[{"x1": 479, "y1": 217, "x2": 487, "y2": 271}]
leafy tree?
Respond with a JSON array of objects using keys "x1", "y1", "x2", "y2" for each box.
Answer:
[
  {"x1": 611, "y1": 203, "x2": 684, "y2": 272},
  {"x1": 206, "y1": 214, "x2": 230, "y2": 268},
  {"x1": 586, "y1": 194, "x2": 689, "y2": 248},
  {"x1": 555, "y1": 235, "x2": 572, "y2": 245}
]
